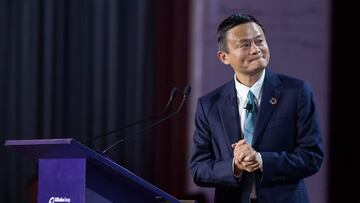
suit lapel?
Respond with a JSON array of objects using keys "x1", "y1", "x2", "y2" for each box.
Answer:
[
  {"x1": 253, "y1": 70, "x2": 281, "y2": 148},
  {"x1": 219, "y1": 81, "x2": 241, "y2": 149}
]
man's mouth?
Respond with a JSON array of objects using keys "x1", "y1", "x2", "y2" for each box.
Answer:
[{"x1": 249, "y1": 56, "x2": 262, "y2": 62}]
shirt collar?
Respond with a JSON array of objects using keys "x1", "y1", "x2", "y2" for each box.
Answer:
[{"x1": 234, "y1": 69, "x2": 265, "y2": 103}]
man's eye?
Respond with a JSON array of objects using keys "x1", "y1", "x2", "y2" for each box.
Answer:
[
  {"x1": 256, "y1": 40, "x2": 264, "y2": 45},
  {"x1": 241, "y1": 43, "x2": 250, "y2": 48}
]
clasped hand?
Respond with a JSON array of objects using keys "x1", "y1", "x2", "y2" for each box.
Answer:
[{"x1": 232, "y1": 139, "x2": 261, "y2": 174}]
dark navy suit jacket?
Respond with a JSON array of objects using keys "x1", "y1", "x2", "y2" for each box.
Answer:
[{"x1": 189, "y1": 70, "x2": 324, "y2": 203}]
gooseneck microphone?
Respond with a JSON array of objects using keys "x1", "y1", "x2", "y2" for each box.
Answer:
[
  {"x1": 101, "y1": 85, "x2": 191, "y2": 154},
  {"x1": 82, "y1": 87, "x2": 178, "y2": 145}
]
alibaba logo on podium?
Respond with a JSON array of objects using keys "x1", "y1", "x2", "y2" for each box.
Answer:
[{"x1": 48, "y1": 197, "x2": 71, "y2": 203}]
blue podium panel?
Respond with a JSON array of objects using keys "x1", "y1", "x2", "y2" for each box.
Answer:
[
  {"x1": 39, "y1": 158, "x2": 86, "y2": 203},
  {"x1": 5, "y1": 139, "x2": 180, "y2": 203}
]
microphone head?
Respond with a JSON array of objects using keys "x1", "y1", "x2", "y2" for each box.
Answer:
[
  {"x1": 170, "y1": 87, "x2": 178, "y2": 98},
  {"x1": 184, "y1": 85, "x2": 192, "y2": 96},
  {"x1": 244, "y1": 103, "x2": 253, "y2": 111}
]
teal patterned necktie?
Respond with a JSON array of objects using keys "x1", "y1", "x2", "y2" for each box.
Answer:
[{"x1": 243, "y1": 91, "x2": 258, "y2": 145}]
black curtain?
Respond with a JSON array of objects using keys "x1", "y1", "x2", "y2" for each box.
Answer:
[
  {"x1": 0, "y1": 0, "x2": 156, "y2": 202},
  {"x1": 330, "y1": 1, "x2": 360, "y2": 202},
  {"x1": 151, "y1": 0, "x2": 190, "y2": 198}
]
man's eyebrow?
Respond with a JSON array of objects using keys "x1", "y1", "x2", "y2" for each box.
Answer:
[
  {"x1": 237, "y1": 34, "x2": 264, "y2": 43},
  {"x1": 238, "y1": 38, "x2": 251, "y2": 43},
  {"x1": 254, "y1": 34, "x2": 264, "y2": 38}
]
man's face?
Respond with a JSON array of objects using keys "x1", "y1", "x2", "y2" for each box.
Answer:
[{"x1": 218, "y1": 22, "x2": 270, "y2": 77}]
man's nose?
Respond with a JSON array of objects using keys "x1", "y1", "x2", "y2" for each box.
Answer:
[{"x1": 250, "y1": 42, "x2": 261, "y2": 55}]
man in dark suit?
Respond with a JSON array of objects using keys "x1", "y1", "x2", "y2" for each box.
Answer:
[{"x1": 189, "y1": 13, "x2": 324, "y2": 203}]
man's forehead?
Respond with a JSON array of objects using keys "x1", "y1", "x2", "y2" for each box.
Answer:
[{"x1": 226, "y1": 24, "x2": 265, "y2": 42}]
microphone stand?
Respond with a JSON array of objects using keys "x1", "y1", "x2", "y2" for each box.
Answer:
[
  {"x1": 81, "y1": 88, "x2": 178, "y2": 145},
  {"x1": 101, "y1": 85, "x2": 191, "y2": 154}
]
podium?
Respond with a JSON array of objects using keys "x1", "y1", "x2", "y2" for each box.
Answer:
[{"x1": 4, "y1": 138, "x2": 180, "y2": 203}]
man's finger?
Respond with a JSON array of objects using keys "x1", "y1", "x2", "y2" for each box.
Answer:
[
  {"x1": 242, "y1": 163, "x2": 260, "y2": 172},
  {"x1": 243, "y1": 153, "x2": 256, "y2": 162},
  {"x1": 232, "y1": 139, "x2": 246, "y2": 149},
  {"x1": 242, "y1": 161, "x2": 259, "y2": 168}
]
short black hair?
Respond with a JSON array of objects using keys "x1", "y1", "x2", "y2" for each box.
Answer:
[{"x1": 217, "y1": 14, "x2": 265, "y2": 52}]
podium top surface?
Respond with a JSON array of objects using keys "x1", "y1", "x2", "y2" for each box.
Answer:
[
  {"x1": 5, "y1": 138, "x2": 96, "y2": 159},
  {"x1": 4, "y1": 138, "x2": 180, "y2": 203}
]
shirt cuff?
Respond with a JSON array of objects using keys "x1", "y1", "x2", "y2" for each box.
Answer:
[{"x1": 257, "y1": 152, "x2": 263, "y2": 171}]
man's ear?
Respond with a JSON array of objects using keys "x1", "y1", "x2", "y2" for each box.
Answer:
[{"x1": 217, "y1": 51, "x2": 230, "y2": 65}]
